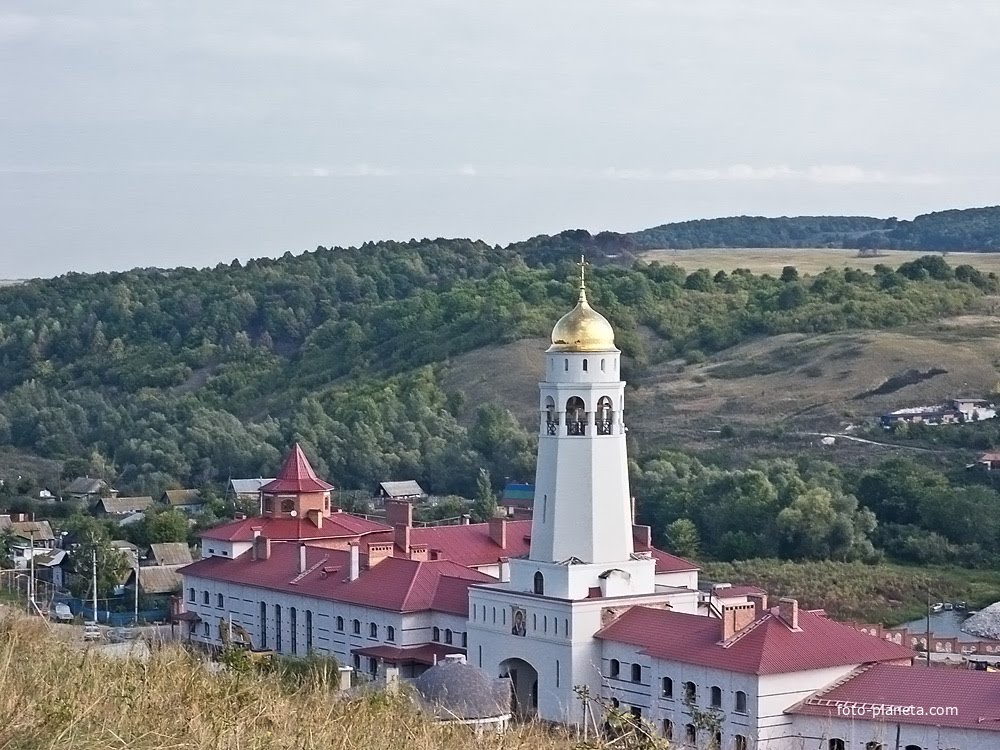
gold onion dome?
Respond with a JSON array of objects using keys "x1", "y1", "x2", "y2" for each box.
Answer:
[{"x1": 548, "y1": 261, "x2": 618, "y2": 352}]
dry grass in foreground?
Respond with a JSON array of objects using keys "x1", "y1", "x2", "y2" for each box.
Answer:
[{"x1": 0, "y1": 614, "x2": 580, "y2": 750}]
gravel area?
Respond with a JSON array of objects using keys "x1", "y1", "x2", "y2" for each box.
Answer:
[{"x1": 961, "y1": 602, "x2": 1000, "y2": 640}]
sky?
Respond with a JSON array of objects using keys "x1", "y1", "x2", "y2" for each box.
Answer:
[{"x1": 1, "y1": 1, "x2": 999, "y2": 278}]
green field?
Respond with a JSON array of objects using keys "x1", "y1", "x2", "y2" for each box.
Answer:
[{"x1": 641, "y1": 247, "x2": 1000, "y2": 276}]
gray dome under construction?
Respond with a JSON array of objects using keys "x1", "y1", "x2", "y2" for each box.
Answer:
[{"x1": 414, "y1": 655, "x2": 511, "y2": 721}]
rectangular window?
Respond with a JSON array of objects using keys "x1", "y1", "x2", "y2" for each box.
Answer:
[
  {"x1": 306, "y1": 610, "x2": 313, "y2": 653},
  {"x1": 290, "y1": 608, "x2": 297, "y2": 655},
  {"x1": 275, "y1": 605, "x2": 282, "y2": 652},
  {"x1": 259, "y1": 602, "x2": 267, "y2": 648}
]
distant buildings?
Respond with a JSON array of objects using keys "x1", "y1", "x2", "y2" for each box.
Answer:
[{"x1": 880, "y1": 397, "x2": 997, "y2": 429}]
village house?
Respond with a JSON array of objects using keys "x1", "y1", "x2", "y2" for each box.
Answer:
[
  {"x1": 498, "y1": 482, "x2": 534, "y2": 519},
  {"x1": 64, "y1": 477, "x2": 116, "y2": 502},
  {"x1": 91, "y1": 495, "x2": 154, "y2": 518},
  {"x1": 160, "y1": 489, "x2": 205, "y2": 514},
  {"x1": 376, "y1": 480, "x2": 427, "y2": 504}
]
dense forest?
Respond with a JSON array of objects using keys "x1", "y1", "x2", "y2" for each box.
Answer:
[{"x1": 2, "y1": 208, "x2": 1000, "y2": 570}]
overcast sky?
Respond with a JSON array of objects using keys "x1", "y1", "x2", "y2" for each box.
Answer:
[{"x1": 2, "y1": 1, "x2": 998, "y2": 278}]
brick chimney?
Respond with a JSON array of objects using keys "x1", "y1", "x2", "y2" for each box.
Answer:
[
  {"x1": 777, "y1": 597, "x2": 800, "y2": 630},
  {"x1": 409, "y1": 543, "x2": 429, "y2": 562},
  {"x1": 488, "y1": 515, "x2": 507, "y2": 549},
  {"x1": 721, "y1": 602, "x2": 757, "y2": 641},
  {"x1": 368, "y1": 541, "x2": 393, "y2": 567},
  {"x1": 307, "y1": 508, "x2": 323, "y2": 529},
  {"x1": 252, "y1": 535, "x2": 271, "y2": 561},
  {"x1": 386, "y1": 500, "x2": 413, "y2": 528},
  {"x1": 395, "y1": 524, "x2": 411, "y2": 555},
  {"x1": 747, "y1": 591, "x2": 768, "y2": 617}
]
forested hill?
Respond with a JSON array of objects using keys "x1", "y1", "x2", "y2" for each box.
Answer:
[
  {"x1": 510, "y1": 205, "x2": 1000, "y2": 262},
  {"x1": 1, "y1": 218, "x2": 998, "y2": 503}
]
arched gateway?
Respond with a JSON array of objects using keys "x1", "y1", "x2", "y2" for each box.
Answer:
[{"x1": 498, "y1": 657, "x2": 538, "y2": 718}]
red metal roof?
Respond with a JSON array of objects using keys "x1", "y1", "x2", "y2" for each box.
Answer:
[
  {"x1": 714, "y1": 585, "x2": 768, "y2": 599},
  {"x1": 200, "y1": 513, "x2": 390, "y2": 542},
  {"x1": 790, "y1": 663, "x2": 1000, "y2": 732},
  {"x1": 260, "y1": 444, "x2": 334, "y2": 494},
  {"x1": 353, "y1": 643, "x2": 463, "y2": 666},
  {"x1": 181, "y1": 543, "x2": 491, "y2": 615},
  {"x1": 596, "y1": 606, "x2": 914, "y2": 675}
]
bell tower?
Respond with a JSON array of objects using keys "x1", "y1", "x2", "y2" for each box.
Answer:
[{"x1": 529, "y1": 258, "x2": 633, "y2": 565}]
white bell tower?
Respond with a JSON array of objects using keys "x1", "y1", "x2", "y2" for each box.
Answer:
[{"x1": 530, "y1": 262, "x2": 633, "y2": 565}]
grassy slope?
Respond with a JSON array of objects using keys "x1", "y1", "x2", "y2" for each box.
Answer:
[
  {"x1": 700, "y1": 559, "x2": 1000, "y2": 627},
  {"x1": 0, "y1": 614, "x2": 581, "y2": 750},
  {"x1": 441, "y1": 314, "x2": 1000, "y2": 468}
]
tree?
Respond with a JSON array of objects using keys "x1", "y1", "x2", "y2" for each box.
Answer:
[
  {"x1": 62, "y1": 515, "x2": 131, "y2": 600},
  {"x1": 665, "y1": 518, "x2": 700, "y2": 558},
  {"x1": 471, "y1": 468, "x2": 498, "y2": 523},
  {"x1": 780, "y1": 265, "x2": 799, "y2": 283},
  {"x1": 0, "y1": 530, "x2": 13, "y2": 569}
]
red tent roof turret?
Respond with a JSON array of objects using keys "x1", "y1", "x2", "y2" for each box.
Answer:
[{"x1": 260, "y1": 444, "x2": 334, "y2": 494}]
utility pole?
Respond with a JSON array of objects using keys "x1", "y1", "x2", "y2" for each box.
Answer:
[
  {"x1": 27, "y1": 528, "x2": 35, "y2": 613},
  {"x1": 91, "y1": 546, "x2": 98, "y2": 624},
  {"x1": 926, "y1": 586, "x2": 932, "y2": 668}
]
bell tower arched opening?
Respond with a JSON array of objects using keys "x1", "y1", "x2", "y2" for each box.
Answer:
[
  {"x1": 565, "y1": 396, "x2": 586, "y2": 436},
  {"x1": 596, "y1": 396, "x2": 613, "y2": 435},
  {"x1": 544, "y1": 396, "x2": 557, "y2": 435}
]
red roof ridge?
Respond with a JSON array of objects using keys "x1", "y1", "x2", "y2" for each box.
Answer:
[
  {"x1": 798, "y1": 664, "x2": 873, "y2": 707},
  {"x1": 260, "y1": 443, "x2": 334, "y2": 494}
]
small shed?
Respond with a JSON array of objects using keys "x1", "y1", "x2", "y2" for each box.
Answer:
[
  {"x1": 160, "y1": 489, "x2": 205, "y2": 513},
  {"x1": 377, "y1": 481, "x2": 427, "y2": 503},
  {"x1": 148, "y1": 542, "x2": 193, "y2": 567}
]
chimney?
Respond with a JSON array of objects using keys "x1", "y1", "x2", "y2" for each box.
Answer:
[
  {"x1": 368, "y1": 542, "x2": 393, "y2": 567},
  {"x1": 488, "y1": 515, "x2": 507, "y2": 549},
  {"x1": 298, "y1": 543, "x2": 307, "y2": 574},
  {"x1": 386, "y1": 500, "x2": 413, "y2": 528},
  {"x1": 409, "y1": 543, "x2": 429, "y2": 562},
  {"x1": 747, "y1": 591, "x2": 768, "y2": 617},
  {"x1": 632, "y1": 523, "x2": 652, "y2": 549},
  {"x1": 395, "y1": 524, "x2": 411, "y2": 556},
  {"x1": 721, "y1": 602, "x2": 757, "y2": 641},
  {"x1": 461, "y1": 514, "x2": 471, "y2": 525},
  {"x1": 777, "y1": 597, "x2": 800, "y2": 630},
  {"x1": 349, "y1": 542, "x2": 360, "y2": 581},
  {"x1": 307, "y1": 508, "x2": 323, "y2": 529},
  {"x1": 631, "y1": 496, "x2": 637, "y2": 523},
  {"x1": 253, "y1": 535, "x2": 271, "y2": 561}
]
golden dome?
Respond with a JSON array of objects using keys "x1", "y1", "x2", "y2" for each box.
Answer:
[{"x1": 548, "y1": 286, "x2": 617, "y2": 353}]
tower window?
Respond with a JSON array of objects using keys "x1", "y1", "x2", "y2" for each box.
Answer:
[
  {"x1": 582, "y1": 359, "x2": 588, "y2": 371},
  {"x1": 609, "y1": 659, "x2": 620, "y2": 678},
  {"x1": 566, "y1": 396, "x2": 586, "y2": 436},
  {"x1": 544, "y1": 396, "x2": 557, "y2": 435},
  {"x1": 533, "y1": 571, "x2": 544, "y2": 595},
  {"x1": 597, "y1": 396, "x2": 613, "y2": 435},
  {"x1": 564, "y1": 359, "x2": 569, "y2": 372},
  {"x1": 601, "y1": 358, "x2": 606, "y2": 372}
]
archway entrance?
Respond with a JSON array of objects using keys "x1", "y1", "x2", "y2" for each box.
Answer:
[{"x1": 499, "y1": 657, "x2": 539, "y2": 719}]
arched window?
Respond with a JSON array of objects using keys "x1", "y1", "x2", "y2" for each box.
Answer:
[
  {"x1": 601, "y1": 358, "x2": 606, "y2": 372},
  {"x1": 829, "y1": 740, "x2": 846, "y2": 750},
  {"x1": 386, "y1": 626, "x2": 395, "y2": 642},
  {"x1": 865, "y1": 743, "x2": 884, "y2": 750},
  {"x1": 735, "y1": 736, "x2": 748, "y2": 750},
  {"x1": 432, "y1": 626, "x2": 440, "y2": 642},
  {"x1": 596, "y1": 396, "x2": 613, "y2": 435},
  {"x1": 735, "y1": 690, "x2": 747, "y2": 713},
  {"x1": 202, "y1": 590, "x2": 209, "y2": 605},
  {"x1": 188, "y1": 587, "x2": 195, "y2": 602},
  {"x1": 564, "y1": 358, "x2": 569, "y2": 372},
  {"x1": 336, "y1": 616, "x2": 344, "y2": 631},
  {"x1": 352, "y1": 653, "x2": 361, "y2": 670},
  {"x1": 368, "y1": 656, "x2": 378, "y2": 676},
  {"x1": 684, "y1": 724, "x2": 696, "y2": 744},
  {"x1": 609, "y1": 659, "x2": 620, "y2": 678},
  {"x1": 662, "y1": 719, "x2": 673, "y2": 739},
  {"x1": 217, "y1": 593, "x2": 224, "y2": 608},
  {"x1": 544, "y1": 396, "x2": 557, "y2": 435},
  {"x1": 902, "y1": 746, "x2": 921, "y2": 750},
  {"x1": 710, "y1": 685, "x2": 722, "y2": 707},
  {"x1": 582, "y1": 359, "x2": 588, "y2": 371},
  {"x1": 369, "y1": 622, "x2": 377, "y2": 638},
  {"x1": 352, "y1": 618, "x2": 360, "y2": 635},
  {"x1": 534, "y1": 571, "x2": 544, "y2": 595},
  {"x1": 445, "y1": 628, "x2": 453, "y2": 644},
  {"x1": 566, "y1": 396, "x2": 586, "y2": 435},
  {"x1": 611, "y1": 698, "x2": 620, "y2": 708},
  {"x1": 630, "y1": 663, "x2": 642, "y2": 683},
  {"x1": 280, "y1": 497, "x2": 295, "y2": 514},
  {"x1": 684, "y1": 681, "x2": 697, "y2": 703},
  {"x1": 274, "y1": 605, "x2": 282, "y2": 651},
  {"x1": 661, "y1": 677, "x2": 673, "y2": 698}
]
